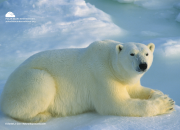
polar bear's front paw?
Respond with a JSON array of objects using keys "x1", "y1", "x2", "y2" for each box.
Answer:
[
  {"x1": 149, "y1": 90, "x2": 164, "y2": 99},
  {"x1": 153, "y1": 95, "x2": 175, "y2": 115}
]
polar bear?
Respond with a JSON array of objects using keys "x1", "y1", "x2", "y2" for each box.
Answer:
[{"x1": 0, "y1": 40, "x2": 175, "y2": 123}]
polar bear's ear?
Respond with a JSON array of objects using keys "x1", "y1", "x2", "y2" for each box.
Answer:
[
  {"x1": 116, "y1": 44, "x2": 123, "y2": 53},
  {"x1": 147, "y1": 43, "x2": 155, "y2": 53}
]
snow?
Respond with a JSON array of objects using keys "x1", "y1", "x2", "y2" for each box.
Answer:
[
  {"x1": 114, "y1": 0, "x2": 180, "y2": 9},
  {"x1": 0, "y1": 103, "x2": 180, "y2": 130},
  {"x1": 74, "y1": 107, "x2": 180, "y2": 130},
  {"x1": 0, "y1": 0, "x2": 123, "y2": 80},
  {"x1": 0, "y1": 0, "x2": 180, "y2": 129},
  {"x1": 176, "y1": 13, "x2": 180, "y2": 22}
]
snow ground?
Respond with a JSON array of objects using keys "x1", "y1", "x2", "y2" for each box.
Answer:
[
  {"x1": 0, "y1": 106, "x2": 180, "y2": 130},
  {"x1": 0, "y1": 0, "x2": 180, "y2": 129}
]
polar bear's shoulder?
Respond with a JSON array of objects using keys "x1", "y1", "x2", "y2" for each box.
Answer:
[
  {"x1": 87, "y1": 40, "x2": 122, "y2": 52},
  {"x1": 89, "y1": 40, "x2": 122, "y2": 47},
  {"x1": 20, "y1": 48, "x2": 83, "y2": 68}
]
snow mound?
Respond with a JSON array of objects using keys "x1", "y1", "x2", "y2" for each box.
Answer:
[
  {"x1": 176, "y1": 13, "x2": 180, "y2": 22},
  {"x1": 113, "y1": 0, "x2": 180, "y2": 23},
  {"x1": 142, "y1": 37, "x2": 180, "y2": 60},
  {"x1": 113, "y1": 0, "x2": 180, "y2": 9},
  {"x1": 1, "y1": 106, "x2": 180, "y2": 130},
  {"x1": 0, "y1": 0, "x2": 124, "y2": 80},
  {"x1": 75, "y1": 106, "x2": 180, "y2": 130}
]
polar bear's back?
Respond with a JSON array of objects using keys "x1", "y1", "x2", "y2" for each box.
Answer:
[
  {"x1": 21, "y1": 40, "x2": 119, "y2": 76},
  {"x1": 21, "y1": 48, "x2": 84, "y2": 70},
  {"x1": 1, "y1": 40, "x2": 121, "y2": 118}
]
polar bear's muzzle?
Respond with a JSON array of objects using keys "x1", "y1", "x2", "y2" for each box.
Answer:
[{"x1": 137, "y1": 62, "x2": 147, "y2": 72}]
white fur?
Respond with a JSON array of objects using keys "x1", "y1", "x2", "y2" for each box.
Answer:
[{"x1": 0, "y1": 40, "x2": 175, "y2": 122}]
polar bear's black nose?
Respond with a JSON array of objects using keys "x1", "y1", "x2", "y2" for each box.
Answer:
[{"x1": 139, "y1": 63, "x2": 147, "y2": 71}]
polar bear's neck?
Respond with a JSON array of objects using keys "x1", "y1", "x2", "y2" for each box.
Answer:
[
  {"x1": 109, "y1": 52, "x2": 143, "y2": 85},
  {"x1": 111, "y1": 63, "x2": 142, "y2": 85}
]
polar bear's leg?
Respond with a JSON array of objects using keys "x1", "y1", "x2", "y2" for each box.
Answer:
[
  {"x1": 119, "y1": 96, "x2": 175, "y2": 116},
  {"x1": 127, "y1": 83, "x2": 175, "y2": 108},
  {"x1": 93, "y1": 82, "x2": 174, "y2": 117},
  {"x1": 127, "y1": 84, "x2": 154, "y2": 99},
  {"x1": 18, "y1": 112, "x2": 51, "y2": 123},
  {"x1": 1, "y1": 69, "x2": 56, "y2": 122}
]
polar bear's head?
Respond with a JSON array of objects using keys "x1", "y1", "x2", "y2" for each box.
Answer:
[{"x1": 112, "y1": 42, "x2": 155, "y2": 82}]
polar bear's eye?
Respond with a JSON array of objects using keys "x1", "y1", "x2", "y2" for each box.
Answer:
[
  {"x1": 146, "y1": 53, "x2": 148, "y2": 56},
  {"x1": 130, "y1": 53, "x2": 135, "y2": 56}
]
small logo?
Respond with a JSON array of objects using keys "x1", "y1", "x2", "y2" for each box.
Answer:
[
  {"x1": 5, "y1": 12, "x2": 36, "y2": 23},
  {"x1": 5, "y1": 12, "x2": 15, "y2": 17}
]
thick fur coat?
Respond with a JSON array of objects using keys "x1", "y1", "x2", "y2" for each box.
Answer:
[{"x1": 0, "y1": 40, "x2": 175, "y2": 122}]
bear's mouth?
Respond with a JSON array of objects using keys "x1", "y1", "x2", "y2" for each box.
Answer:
[{"x1": 136, "y1": 68, "x2": 145, "y2": 73}]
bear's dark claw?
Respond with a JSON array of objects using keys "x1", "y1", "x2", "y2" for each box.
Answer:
[{"x1": 169, "y1": 108, "x2": 173, "y2": 110}]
